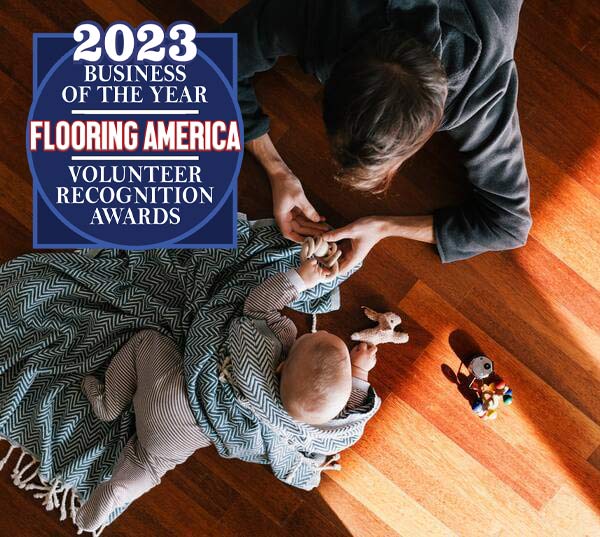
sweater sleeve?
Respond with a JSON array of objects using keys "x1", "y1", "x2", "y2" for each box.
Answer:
[
  {"x1": 334, "y1": 377, "x2": 375, "y2": 420},
  {"x1": 243, "y1": 271, "x2": 305, "y2": 352},
  {"x1": 220, "y1": 0, "x2": 309, "y2": 142},
  {"x1": 434, "y1": 61, "x2": 532, "y2": 262}
]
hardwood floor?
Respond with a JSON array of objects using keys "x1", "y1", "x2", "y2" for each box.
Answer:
[{"x1": 0, "y1": 1, "x2": 599, "y2": 535}]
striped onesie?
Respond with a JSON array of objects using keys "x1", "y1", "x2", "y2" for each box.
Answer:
[{"x1": 76, "y1": 270, "x2": 371, "y2": 531}]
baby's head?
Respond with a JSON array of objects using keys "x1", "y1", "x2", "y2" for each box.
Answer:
[{"x1": 278, "y1": 331, "x2": 351, "y2": 425}]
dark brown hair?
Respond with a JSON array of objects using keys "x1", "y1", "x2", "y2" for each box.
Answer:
[{"x1": 323, "y1": 30, "x2": 448, "y2": 193}]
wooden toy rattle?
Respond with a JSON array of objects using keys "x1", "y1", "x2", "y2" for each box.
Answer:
[
  {"x1": 466, "y1": 355, "x2": 513, "y2": 421},
  {"x1": 351, "y1": 307, "x2": 409, "y2": 346},
  {"x1": 300, "y1": 236, "x2": 342, "y2": 278}
]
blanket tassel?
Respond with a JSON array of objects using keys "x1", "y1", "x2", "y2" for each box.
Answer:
[
  {"x1": 33, "y1": 477, "x2": 63, "y2": 511},
  {"x1": 0, "y1": 443, "x2": 15, "y2": 470},
  {"x1": 320, "y1": 453, "x2": 342, "y2": 472},
  {"x1": 12, "y1": 454, "x2": 38, "y2": 488},
  {"x1": 0, "y1": 441, "x2": 96, "y2": 534},
  {"x1": 59, "y1": 485, "x2": 70, "y2": 521}
]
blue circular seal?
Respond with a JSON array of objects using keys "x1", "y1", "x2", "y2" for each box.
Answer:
[{"x1": 28, "y1": 29, "x2": 242, "y2": 249}]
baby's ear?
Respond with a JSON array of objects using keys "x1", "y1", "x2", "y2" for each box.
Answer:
[{"x1": 276, "y1": 361, "x2": 285, "y2": 375}]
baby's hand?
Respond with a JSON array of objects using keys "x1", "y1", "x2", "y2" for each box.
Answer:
[
  {"x1": 296, "y1": 258, "x2": 334, "y2": 289},
  {"x1": 350, "y1": 342, "x2": 377, "y2": 380}
]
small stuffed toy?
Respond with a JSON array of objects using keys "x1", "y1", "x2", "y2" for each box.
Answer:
[
  {"x1": 351, "y1": 307, "x2": 409, "y2": 346},
  {"x1": 301, "y1": 236, "x2": 342, "y2": 277}
]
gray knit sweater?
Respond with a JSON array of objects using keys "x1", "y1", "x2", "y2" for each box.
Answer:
[{"x1": 221, "y1": 0, "x2": 531, "y2": 262}]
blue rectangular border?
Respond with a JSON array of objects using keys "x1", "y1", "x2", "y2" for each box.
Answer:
[{"x1": 32, "y1": 31, "x2": 240, "y2": 250}]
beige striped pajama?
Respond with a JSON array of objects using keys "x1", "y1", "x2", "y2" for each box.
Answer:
[
  {"x1": 76, "y1": 330, "x2": 211, "y2": 531},
  {"x1": 76, "y1": 270, "x2": 370, "y2": 531}
]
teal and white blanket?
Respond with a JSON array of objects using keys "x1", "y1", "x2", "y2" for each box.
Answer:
[{"x1": 0, "y1": 216, "x2": 355, "y2": 528}]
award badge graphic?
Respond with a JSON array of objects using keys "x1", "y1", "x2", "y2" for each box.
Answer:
[{"x1": 27, "y1": 22, "x2": 242, "y2": 249}]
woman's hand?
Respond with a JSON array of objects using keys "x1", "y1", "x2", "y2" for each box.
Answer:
[
  {"x1": 321, "y1": 217, "x2": 387, "y2": 274},
  {"x1": 270, "y1": 170, "x2": 329, "y2": 242},
  {"x1": 246, "y1": 133, "x2": 329, "y2": 242}
]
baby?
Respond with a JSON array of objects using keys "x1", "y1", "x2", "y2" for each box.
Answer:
[{"x1": 76, "y1": 258, "x2": 380, "y2": 531}]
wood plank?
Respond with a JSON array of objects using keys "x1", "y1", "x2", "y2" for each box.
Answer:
[
  {"x1": 351, "y1": 395, "x2": 547, "y2": 536},
  {"x1": 216, "y1": 496, "x2": 288, "y2": 537},
  {"x1": 518, "y1": 4, "x2": 600, "y2": 96},
  {"x1": 80, "y1": 0, "x2": 157, "y2": 25},
  {"x1": 306, "y1": 476, "x2": 398, "y2": 537},
  {"x1": 1, "y1": 1, "x2": 599, "y2": 536},
  {"x1": 517, "y1": 36, "x2": 600, "y2": 200},
  {"x1": 283, "y1": 500, "x2": 353, "y2": 537},
  {"x1": 192, "y1": 447, "x2": 306, "y2": 525},
  {"x1": 327, "y1": 449, "x2": 455, "y2": 536},
  {"x1": 588, "y1": 445, "x2": 600, "y2": 472},
  {"x1": 539, "y1": 485, "x2": 600, "y2": 536},
  {"x1": 524, "y1": 1, "x2": 599, "y2": 51},
  {"x1": 397, "y1": 282, "x2": 600, "y2": 511},
  {"x1": 0, "y1": 161, "x2": 33, "y2": 232}
]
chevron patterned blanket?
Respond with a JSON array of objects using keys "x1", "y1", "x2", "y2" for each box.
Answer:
[
  {"x1": 0, "y1": 216, "x2": 347, "y2": 530},
  {"x1": 225, "y1": 316, "x2": 380, "y2": 490}
]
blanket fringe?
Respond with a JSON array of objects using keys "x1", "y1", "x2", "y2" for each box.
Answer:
[
  {"x1": 320, "y1": 453, "x2": 341, "y2": 471},
  {"x1": 0, "y1": 444, "x2": 15, "y2": 470},
  {"x1": 0, "y1": 440, "x2": 104, "y2": 536}
]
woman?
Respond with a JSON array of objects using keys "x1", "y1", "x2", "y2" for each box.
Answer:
[{"x1": 223, "y1": 0, "x2": 531, "y2": 271}]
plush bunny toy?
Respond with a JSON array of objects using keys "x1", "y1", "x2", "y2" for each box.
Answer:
[{"x1": 351, "y1": 307, "x2": 409, "y2": 346}]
